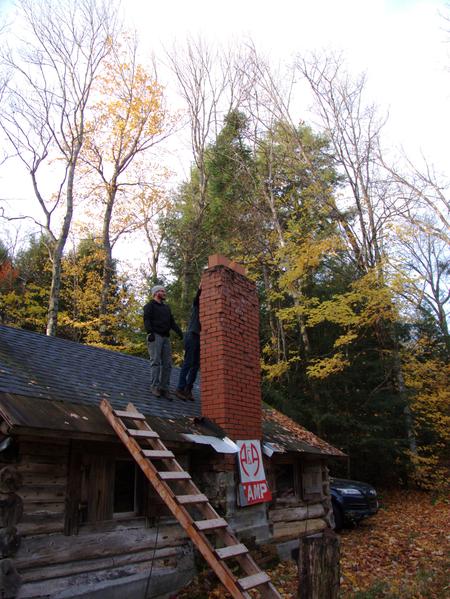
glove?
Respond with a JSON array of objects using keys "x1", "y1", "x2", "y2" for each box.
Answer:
[{"x1": 147, "y1": 332, "x2": 155, "y2": 343}]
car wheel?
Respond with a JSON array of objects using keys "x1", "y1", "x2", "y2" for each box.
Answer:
[{"x1": 332, "y1": 501, "x2": 344, "y2": 532}]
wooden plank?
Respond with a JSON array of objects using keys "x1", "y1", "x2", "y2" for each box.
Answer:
[
  {"x1": 272, "y1": 518, "x2": 327, "y2": 542},
  {"x1": 177, "y1": 494, "x2": 208, "y2": 505},
  {"x1": 215, "y1": 544, "x2": 248, "y2": 559},
  {"x1": 238, "y1": 572, "x2": 271, "y2": 591},
  {"x1": 195, "y1": 518, "x2": 228, "y2": 531},
  {"x1": 114, "y1": 410, "x2": 145, "y2": 420},
  {"x1": 159, "y1": 471, "x2": 191, "y2": 481},
  {"x1": 142, "y1": 450, "x2": 174, "y2": 459},
  {"x1": 128, "y1": 429, "x2": 159, "y2": 438}
]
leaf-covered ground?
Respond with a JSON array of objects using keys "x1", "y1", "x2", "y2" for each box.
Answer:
[{"x1": 177, "y1": 490, "x2": 449, "y2": 598}]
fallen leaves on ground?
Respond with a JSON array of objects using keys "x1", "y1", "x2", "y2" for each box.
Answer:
[{"x1": 177, "y1": 489, "x2": 449, "y2": 598}]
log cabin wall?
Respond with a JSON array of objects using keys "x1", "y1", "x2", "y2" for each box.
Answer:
[
  {"x1": 266, "y1": 456, "x2": 332, "y2": 559},
  {"x1": 189, "y1": 450, "x2": 333, "y2": 558},
  {"x1": 10, "y1": 435, "x2": 195, "y2": 599},
  {"x1": 1, "y1": 435, "x2": 334, "y2": 597}
]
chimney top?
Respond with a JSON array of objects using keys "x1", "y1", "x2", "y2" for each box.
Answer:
[{"x1": 207, "y1": 254, "x2": 247, "y2": 277}]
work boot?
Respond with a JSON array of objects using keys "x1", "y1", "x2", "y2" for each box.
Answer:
[
  {"x1": 160, "y1": 389, "x2": 172, "y2": 401},
  {"x1": 175, "y1": 389, "x2": 188, "y2": 401},
  {"x1": 151, "y1": 386, "x2": 161, "y2": 397},
  {"x1": 186, "y1": 388, "x2": 195, "y2": 401}
]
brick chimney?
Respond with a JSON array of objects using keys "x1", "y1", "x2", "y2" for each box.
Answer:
[{"x1": 200, "y1": 255, "x2": 262, "y2": 440}]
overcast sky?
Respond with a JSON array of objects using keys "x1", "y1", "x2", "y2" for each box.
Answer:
[
  {"x1": 124, "y1": 0, "x2": 450, "y2": 170},
  {"x1": 0, "y1": 0, "x2": 449, "y2": 257}
]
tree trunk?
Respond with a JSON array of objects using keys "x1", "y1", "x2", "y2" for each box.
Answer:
[
  {"x1": 99, "y1": 186, "x2": 116, "y2": 343},
  {"x1": 298, "y1": 531, "x2": 340, "y2": 599},
  {"x1": 46, "y1": 153, "x2": 78, "y2": 336}
]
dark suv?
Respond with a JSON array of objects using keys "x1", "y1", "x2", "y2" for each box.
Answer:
[{"x1": 330, "y1": 477, "x2": 378, "y2": 531}]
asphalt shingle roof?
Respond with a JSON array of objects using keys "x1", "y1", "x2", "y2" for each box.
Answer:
[
  {"x1": 0, "y1": 324, "x2": 344, "y2": 457},
  {"x1": 0, "y1": 324, "x2": 200, "y2": 419}
]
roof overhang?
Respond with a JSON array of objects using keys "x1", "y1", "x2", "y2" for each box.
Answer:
[{"x1": 0, "y1": 392, "x2": 225, "y2": 447}]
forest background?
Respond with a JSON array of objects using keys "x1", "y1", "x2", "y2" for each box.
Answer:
[{"x1": 0, "y1": 0, "x2": 449, "y2": 492}]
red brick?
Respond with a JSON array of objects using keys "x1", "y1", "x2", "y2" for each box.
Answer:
[{"x1": 200, "y1": 256, "x2": 262, "y2": 440}]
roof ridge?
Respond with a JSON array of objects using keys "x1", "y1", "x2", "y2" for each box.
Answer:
[{"x1": 0, "y1": 323, "x2": 148, "y2": 363}]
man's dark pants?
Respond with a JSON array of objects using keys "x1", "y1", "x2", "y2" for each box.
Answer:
[{"x1": 177, "y1": 332, "x2": 200, "y2": 391}]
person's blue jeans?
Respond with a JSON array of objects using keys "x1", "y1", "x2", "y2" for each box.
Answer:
[
  {"x1": 147, "y1": 334, "x2": 172, "y2": 391},
  {"x1": 177, "y1": 332, "x2": 200, "y2": 391}
]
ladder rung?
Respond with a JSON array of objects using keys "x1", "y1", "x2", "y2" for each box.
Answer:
[
  {"x1": 177, "y1": 493, "x2": 209, "y2": 505},
  {"x1": 114, "y1": 409, "x2": 145, "y2": 420},
  {"x1": 238, "y1": 572, "x2": 271, "y2": 591},
  {"x1": 215, "y1": 543, "x2": 248, "y2": 559},
  {"x1": 159, "y1": 471, "x2": 191, "y2": 480},
  {"x1": 128, "y1": 429, "x2": 159, "y2": 438},
  {"x1": 195, "y1": 518, "x2": 228, "y2": 531},
  {"x1": 143, "y1": 449, "x2": 174, "y2": 459}
]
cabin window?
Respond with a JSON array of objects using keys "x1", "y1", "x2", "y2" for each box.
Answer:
[
  {"x1": 274, "y1": 462, "x2": 297, "y2": 499},
  {"x1": 113, "y1": 460, "x2": 137, "y2": 515},
  {"x1": 302, "y1": 463, "x2": 323, "y2": 501},
  {"x1": 272, "y1": 459, "x2": 324, "y2": 505},
  {"x1": 66, "y1": 441, "x2": 186, "y2": 534}
]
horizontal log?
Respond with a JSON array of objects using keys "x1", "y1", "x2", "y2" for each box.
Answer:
[
  {"x1": 19, "y1": 443, "x2": 69, "y2": 457},
  {"x1": 17, "y1": 462, "x2": 66, "y2": 476},
  {"x1": 15, "y1": 523, "x2": 188, "y2": 570},
  {"x1": 79, "y1": 516, "x2": 148, "y2": 534},
  {"x1": 19, "y1": 436, "x2": 70, "y2": 447},
  {"x1": 18, "y1": 520, "x2": 64, "y2": 536},
  {"x1": 23, "y1": 501, "x2": 65, "y2": 513},
  {"x1": 16, "y1": 557, "x2": 183, "y2": 598},
  {"x1": 269, "y1": 503, "x2": 325, "y2": 523},
  {"x1": 21, "y1": 511, "x2": 64, "y2": 524},
  {"x1": 19, "y1": 454, "x2": 68, "y2": 465},
  {"x1": 21, "y1": 545, "x2": 179, "y2": 583},
  {"x1": 19, "y1": 485, "x2": 66, "y2": 503},
  {"x1": 21, "y1": 473, "x2": 67, "y2": 487},
  {"x1": 271, "y1": 518, "x2": 327, "y2": 542},
  {"x1": 19, "y1": 512, "x2": 65, "y2": 536}
]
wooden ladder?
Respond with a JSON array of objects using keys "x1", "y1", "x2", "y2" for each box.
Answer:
[{"x1": 100, "y1": 399, "x2": 281, "y2": 599}]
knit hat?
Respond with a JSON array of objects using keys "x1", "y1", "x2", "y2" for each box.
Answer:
[{"x1": 151, "y1": 285, "x2": 165, "y2": 296}]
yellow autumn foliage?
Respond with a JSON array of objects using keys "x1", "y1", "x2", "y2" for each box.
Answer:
[{"x1": 403, "y1": 342, "x2": 450, "y2": 491}]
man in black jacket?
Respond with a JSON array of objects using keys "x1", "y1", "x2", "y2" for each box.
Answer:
[
  {"x1": 143, "y1": 285, "x2": 183, "y2": 399},
  {"x1": 175, "y1": 287, "x2": 201, "y2": 401}
]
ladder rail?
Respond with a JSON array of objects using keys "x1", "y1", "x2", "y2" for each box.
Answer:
[{"x1": 100, "y1": 399, "x2": 248, "y2": 599}]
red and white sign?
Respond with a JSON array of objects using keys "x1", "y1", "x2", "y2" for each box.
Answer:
[{"x1": 236, "y1": 440, "x2": 272, "y2": 506}]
